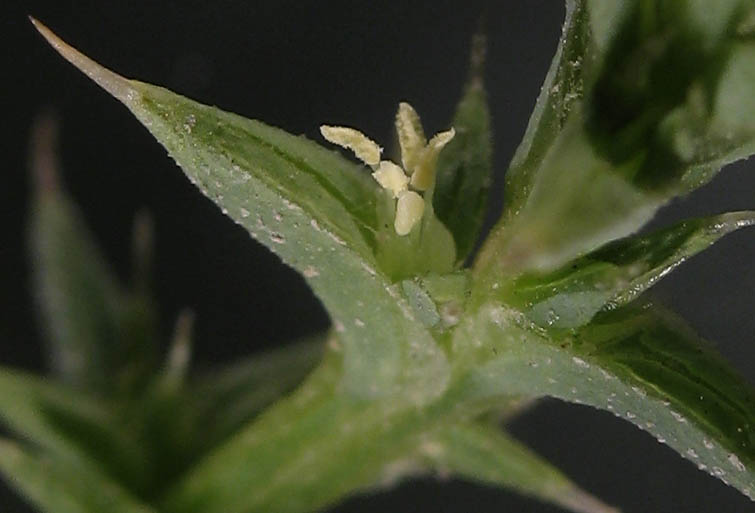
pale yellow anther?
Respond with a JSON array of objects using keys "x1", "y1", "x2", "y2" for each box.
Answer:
[
  {"x1": 320, "y1": 125, "x2": 382, "y2": 167},
  {"x1": 428, "y1": 128, "x2": 456, "y2": 152},
  {"x1": 321, "y1": 105, "x2": 453, "y2": 236},
  {"x1": 394, "y1": 190, "x2": 425, "y2": 236},
  {"x1": 372, "y1": 161, "x2": 409, "y2": 198},
  {"x1": 410, "y1": 128, "x2": 456, "y2": 191},
  {"x1": 395, "y1": 102, "x2": 427, "y2": 173}
]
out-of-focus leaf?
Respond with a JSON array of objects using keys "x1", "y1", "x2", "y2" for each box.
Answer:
[
  {"x1": 0, "y1": 438, "x2": 155, "y2": 513},
  {"x1": 434, "y1": 32, "x2": 493, "y2": 262},
  {"x1": 29, "y1": 115, "x2": 158, "y2": 395},
  {"x1": 453, "y1": 303, "x2": 755, "y2": 500},
  {"x1": 162, "y1": 351, "x2": 429, "y2": 513},
  {"x1": 160, "y1": 309, "x2": 195, "y2": 390},
  {"x1": 30, "y1": 114, "x2": 121, "y2": 391},
  {"x1": 481, "y1": 119, "x2": 662, "y2": 273},
  {"x1": 421, "y1": 423, "x2": 619, "y2": 513},
  {"x1": 585, "y1": 0, "x2": 625, "y2": 52},
  {"x1": 0, "y1": 367, "x2": 149, "y2": 492},
  {"x1": 190, "y1": 335, "x2": 324, "y2": 448},
  {"x1": 504, "y1": 211, "x2": 755, "y2": 329},
  {"x1": 584, "y1": 0, "x2": 745, "y2": 173},
  {"x1": 33, "y1": 20, "x2": 450, "y2": 402},
  {"x1": 481, "y1": 1, "x2": 755, "y2": 275}
]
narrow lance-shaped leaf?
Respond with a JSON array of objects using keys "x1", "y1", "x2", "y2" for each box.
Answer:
[
  {"x1": 0, "y1": 438, "x2": 155, "y2": 513},
  {"x1": 32, "y1": 19, "x2": 450, "y2": 402},
  {"x1": 420, "y1": 423, "x2": 619, "y2": 513},
  {"x1": 480, "y1": 0, "x2": 755, "y2": 275},
  {"x1": 502, "y1": 0, "x2": 596, "y2": 221},
  {"x1": 29, "y1": 114, "x2": 159, "y2": 396},
  {"x1": 0, "y1": 366, "x2": 150, "y2": 493},
  {"x1": 29, "y1": 114, "x2": 123, "y2": 391},
  {"x1": 453, "y1": 303, "x2": 755, "y2": 500},
  {"x1": 433, "y1": 31, "x2": 493, "y2": 262},
  {"x1": 504, "y1": 211, "x2": 755, "y2": 329},
  {"x1": 117, "y1": 210, "x2": 161, "y2": 395}
]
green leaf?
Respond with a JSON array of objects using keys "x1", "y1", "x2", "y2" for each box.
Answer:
[
  {"x1": 454, "y1": 303, "x2": 755, "y2": 500},
  {"x1": 504, "y1": 211, "x2": 755, "y2": 329},
  {"x1": 433, "y1": 32, "x2": 493, "y2": 262},
  {"x1": 502, "y1": 0, "x2": 597, "y2": 222},
  {"x1": 480, "y1": 1, "x2": 755, "y2": 275},
  {"x1": 400, "y1": 280, "x2": 442, "y2": 328},
  {"x1": 585, "y1": 0, "x2": 625, "y2": 52},
  {"x1": 190, "y1": 335, "x2": 325, "y2": 448},
  {"x1": 0, "y1": 438, "x2": 155, "y2": 513},
  {"x1": 421, "y1": 423, "x2": 619, "y2": 513},
  {"x1": 0, "y1": 367, "x2": 150, "y2": 493},
  {"x1": 480, "y1": 119, "x2": 662, "y2": 273},
  {"x1": 29, "y1": 115, "x2": 158, "y2": 395},
  {"x1": 30, "y1": 115, "x2": 121, "y2": 391},
  {"x1": 584, "y1": 0, "x2": 744, "y2": 169},
  {"x1": 161, "y1": 351, "x2": 420, "y2": 513},
  {"x1": 33, "y1": 20, "x2": 450, "y2": 402}
]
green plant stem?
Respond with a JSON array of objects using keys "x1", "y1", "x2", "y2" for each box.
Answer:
[{"x1": 160, "y1": 350, "x2": 461, "y2": 513}]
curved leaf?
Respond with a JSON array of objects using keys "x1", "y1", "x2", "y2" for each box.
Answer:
[
  {"x1": 505, "y1": 211, "x2": 755, "y2": 329},
  {"x1": 480, "y1": 1, "x2": 755, "y2": 275},
  {"x1": 0, "y1": 438, "x2": 155, "y2": 513},
  {"x1": 421, "y1": 423, "x2": 619, "y2": 513},
  {"x1": 33, "y1": 20, "x2": 450, "y2": 402},
  {"x1": 453, "y1": 303, "x2": 755, "y2": 500}
]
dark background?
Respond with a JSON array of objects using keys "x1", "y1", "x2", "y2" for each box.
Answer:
[{"x1": 3, "y1": 1, "x2": 755, "y2": 512}]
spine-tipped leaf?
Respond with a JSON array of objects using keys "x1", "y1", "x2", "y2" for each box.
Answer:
[{"x1": 33, "y1": 20, "x2": 450, "y2": 402}]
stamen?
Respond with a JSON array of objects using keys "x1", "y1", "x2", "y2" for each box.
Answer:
[
  {"x1": 395, "y1": 102, "x2": 427, "y2": 173},
  {"x1": 394, "y1": 191, "x2": 425, "y2": 236},
  {"x1": 410, "y1": 128, "x2": 456, "y2": 191},
  {"x1": 372, "y1": 161, "x2": 409, "y2": 198},
  {"x1": 320, "y1": 125, "x2": 382, "y2": 167},
  {"x1": 321, "y1": 105, "x2": 453, "y2": 236}
]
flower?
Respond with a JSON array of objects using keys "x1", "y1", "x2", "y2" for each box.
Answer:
[{"x1": 321, "y1": 102, "x2": 454, "y2": 236}]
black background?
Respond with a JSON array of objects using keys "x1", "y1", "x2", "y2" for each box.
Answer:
[{"x1": 3, "y1": 1, "x2": 755, "y2": 512}]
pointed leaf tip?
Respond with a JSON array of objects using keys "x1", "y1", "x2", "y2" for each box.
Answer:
[
  {"x1": 467, "y1": 28, "x2": 486, "y2": 90},
  {"x1": 163, "y1": 309, "x2": 195, "y2": 385},
  {"x1": 29, "y1": 112, "x2": 60, "y2": 194},
  {"x1": 559, "y1": 488, "x2": 621, "y2": 513},
  {"x1": 30, "y1": 17, "x2": 136, "y2": 104}
]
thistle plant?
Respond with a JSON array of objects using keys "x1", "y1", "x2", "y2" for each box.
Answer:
[{"x1": 4, "y1": 1, "x2": 755, "y2": 512}]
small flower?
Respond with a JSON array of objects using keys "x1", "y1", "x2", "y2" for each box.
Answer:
[{"x1": 320, "y1": 103, "x2": 454, "y2": 236}]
